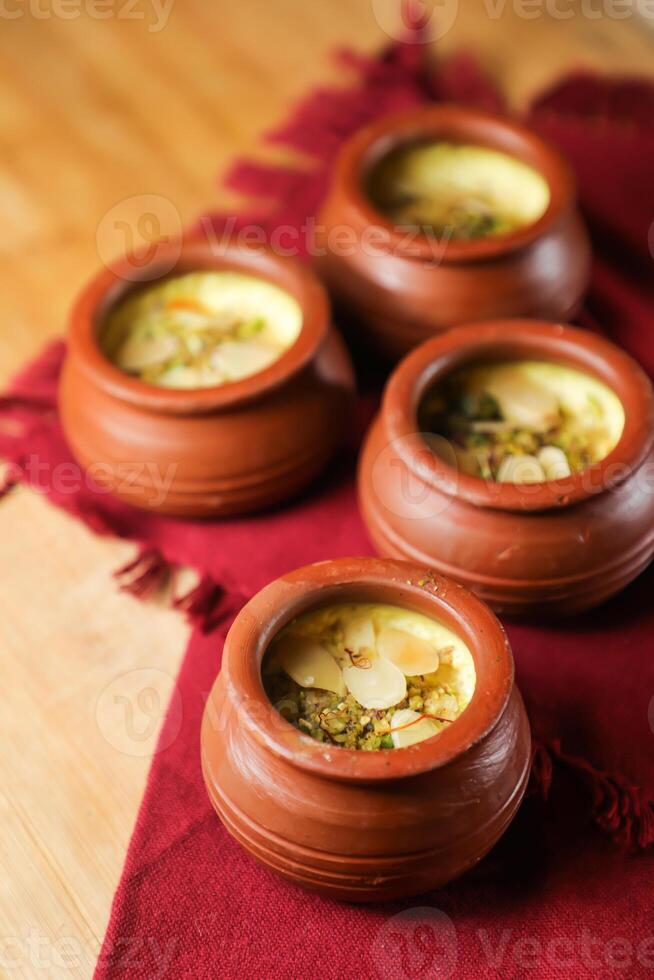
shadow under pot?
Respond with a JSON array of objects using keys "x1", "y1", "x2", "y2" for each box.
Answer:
[
  {"x1": 59, "y1": 241, "x2": 355, "y2": 517},
  {"x1": 358, "y1": 320, "x2": 654, "y2": 617},
  {"x1": 317, "y1": 104, "x2": 591, "y2": 359},
  {"x1": 201, "y1": 557, "x2": 531, "y2": 902}
]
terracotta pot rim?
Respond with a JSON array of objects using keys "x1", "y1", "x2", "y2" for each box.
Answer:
[
  {"x1": 220, "y1": 557, "x2": 513, "y2": 783},
  {"x1": 332, "y1": 103, "x2": 575, "y2": 264},
  {"x1": 383, "y1": 319, "x2": 654, "y2": 513},
  {"x1": 67, "y1": 240, "x2": 330, "y2": 416}
]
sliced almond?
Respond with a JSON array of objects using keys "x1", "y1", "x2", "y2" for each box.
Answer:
[
  {"x1": 485, "y1": 367, "x2": 560, "y2": 433},
  {"x1": 342, "y1": 657, "x2": 406, "y2": 710},
  {"x1": 537, "y1": 445, "x2": 572, "y2": 480},
  {"x1": 377, "y1": 627, "x2": 440, "y2": 676},
  {"x1": 496, "y1": 453, "x2": 546, "y2": 484},
  {"x1": 211, "y1": 339, "x2": 277, "y2": 381},
  {"x1": 390, "y1": 709, "x2": 439, "y2": 748},
  {"x1": 277, "y1": 634, "x2": 345, "y2": 696},
  {"x1": 342, "y1": 614, "x2": 376, "y2": 656},
  {"x1": 116, "y1": 331, "x2": 179, "y2": 371},
  {"x1": 470, "y1": 420, "x2": 515, "y2": 435}
]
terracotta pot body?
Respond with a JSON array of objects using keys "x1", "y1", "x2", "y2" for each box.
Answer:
[
  {"x1": 316, "y1": 105, "x2": 591, "y2": 359},
  {"x1": 201, "y1": 557, "x2": 531, "y2": 902},
  {"x1": 59, "y1": 242, "x2": 355, "y2": 517},
  {"x1": 358, "y1": 322, "x2": 654, "y2": 617}
]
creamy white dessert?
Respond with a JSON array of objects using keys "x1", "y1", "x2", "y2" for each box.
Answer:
[
  {"x1": 263, "y1": 602, "x2": 476, "y2": 750},
  {"x1": 102, "y1": 271, "x2": 303, "y2": 388},
  {"x1": 420, "y1": 360, "x2": 625, "y2": 483},
  {"x1": 368, "y1": 141, "x2": 550, "y2": 239}
]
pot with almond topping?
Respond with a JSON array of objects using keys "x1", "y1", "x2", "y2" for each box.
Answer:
[
  {"x1": 201, "y1": 557, "x2": 531, "y2": 902},
  {"x1": 263, "y1": 602, "x2": 474, "y2": 751},
  {"x1": 317, "y1": 105, "x2": 590, "y2": 359},
  {"x1": 358, "y1": 320, "x2": 654, "y2": 616},
  {"x1": 59, "y1": 240, "x2": 355, "y2": 516},
  {"x1": 101, "y1": 270, "x2": 302, "y2": 389}
]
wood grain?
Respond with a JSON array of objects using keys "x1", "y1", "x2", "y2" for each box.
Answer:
[{"x1": 0, "y1": 2, "x2": 652, "y2": 976}]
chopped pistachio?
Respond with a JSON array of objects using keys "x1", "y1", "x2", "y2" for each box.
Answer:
[
  {"x1": 262, "y1": 603, "x2": 474, "y2": 750},
  {"x1": 419, "y1": 361, "x2": 621, "y2": 482},
  {"x1": 102, "y1": 271, "x2": 301, "y2": 389}
]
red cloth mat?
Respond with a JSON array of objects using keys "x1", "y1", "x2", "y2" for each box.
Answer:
[{"x1": 2, "y1": 39, "x2": 654, "y2": 980}]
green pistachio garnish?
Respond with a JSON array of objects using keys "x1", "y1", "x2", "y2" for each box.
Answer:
[
  {"x1": 420, "y1": 360, "x2": 624, "y2": 483},
  {"x1": 263, "y1": 603, "x2": 475, "y2": 751},
  {"x1": 102, "y1": 272, "x2": 302, "y2": 389}
]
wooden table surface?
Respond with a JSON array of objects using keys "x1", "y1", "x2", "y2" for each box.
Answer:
[{"x1": 1, "y1": 2, "x2": 652, "y2": 976}]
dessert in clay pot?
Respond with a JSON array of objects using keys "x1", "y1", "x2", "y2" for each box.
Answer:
[
  {"x1": 367, "y1": 140, "x2": 550, "y2": 240},
  {"x1": 201, "y1": 557, "x2": 531, "y2": 902},
  {"x1": 358, "y1": 321, "x2": 654, "y2": 617},
  {"x1": 317, "y1": 105, "x2": 590, "y2": 358},
  {"x1": 263, "y1": 601, "x2": 475, "y2": 750},
  {"x1": 102, "y1": 270, "x2": 302, "y2": 389},
  {"x1": 59, "y1": 241, "x2": 355, "y2": 517},
  {"x1": 420, "y1": 359, "x2": 624, "y2": 484}
]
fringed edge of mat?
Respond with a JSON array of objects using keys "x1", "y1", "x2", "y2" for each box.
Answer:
[
  {"x1": 530, "y1": 739, "x2": 654, "y2": 852},
  {"x1": 114, "y1": 545, "x2": 246, "y2": 634}
]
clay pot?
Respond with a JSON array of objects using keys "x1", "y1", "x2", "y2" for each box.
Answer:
[
  {"x1": 358, "y1": 321, "x2": 654, "y2": 617},
  {"x1": 201, "y1": 556, "x2": 531, "y2": 902},
  {"x1": 316, "y1": 104, "x2": 591, "y2": 359},
  {"x1": 59, "y1": 241, "x2": 355, "y2": 517}
]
